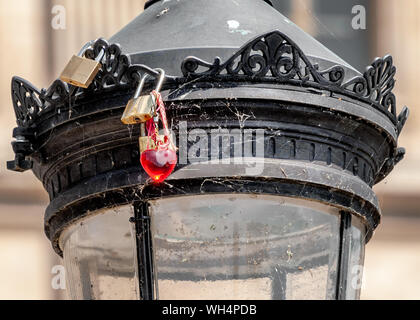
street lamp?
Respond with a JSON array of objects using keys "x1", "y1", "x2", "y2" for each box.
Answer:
[{"x1": 7, "y1": 0, "x2": 408, "y2": 300}]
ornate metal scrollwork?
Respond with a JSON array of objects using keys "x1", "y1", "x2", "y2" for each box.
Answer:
[
  {"x1": 10, "y1": 30, "x2": 407, "y2": 161},
  {"x1": 11, "y1": 77, "x2": 44, "y2": 128},
  {"x1": 342, "y1": 55, "x2": 397, "y2": 124},
  {"x1": 181, "y1": 30, "x2": 405, "y2": 128},
  {"x1": 10, "y1": 38, "x2": 172, "y2": 129},
  {"x1": 11, "y1": 39, "x2": 133, "y2": 128},
  {"x1": 397, "y1": 106, "x2": 409, "y2": 136},
  {"x1": 11, "y1": 77, "x2": 71, "y2": 128},
  {"x1": 85, "y1": 38, "x2": 131, "y2": 89},
  {"x1": 12, "y1": 31, "x2": 405, "y2": 131},
  {"x1": 181, "y1": 30, "x2": 345, "y2": 86}
]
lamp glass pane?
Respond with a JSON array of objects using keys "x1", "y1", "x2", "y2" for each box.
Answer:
[
  {"x1": 60, "y1": 205, "x2": 139, "y2": 300},
  {"x1": 149, "y1": 194, "x2": 341, "y2": 300},
  {"x1": 345, "y1": 216, "x2": 366, "y2": 299}
]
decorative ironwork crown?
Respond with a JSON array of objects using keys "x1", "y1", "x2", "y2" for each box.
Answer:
[{"x1": 8, "y1": 30, "x2": 409, "y2": 172}]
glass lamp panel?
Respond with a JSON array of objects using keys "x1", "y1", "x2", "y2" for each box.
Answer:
[
  {"x1": 59, "y1": 205, "x2": 139, "y2": 300},
  {"x1": 149, "y1": 194, "x2": 341, "y2": 300},
  {"x1": 345, "y1": 216, "x2": 366, "y2": 300}
]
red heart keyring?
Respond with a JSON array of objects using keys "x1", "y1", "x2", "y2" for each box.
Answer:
[
  {"x1": 139, "y1": 84, "x2": 178, "y2": 183},
  {"x1": 140, "y1": 148, "x2": 177, "y2": 183}
]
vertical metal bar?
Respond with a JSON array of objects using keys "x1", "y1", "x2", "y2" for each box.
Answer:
[
  {"x1": 336, "y1": 211, "x2": 352, "y2": 300},
  {"x1": 132, "y1": 202, "x2": 155, "y2": 300},
  {"x1": 79, "y1": 259, "x2": 94, "y2": 299},
  {"x1": 271, "y1": 268, "x2": 287, "y2": 300}
]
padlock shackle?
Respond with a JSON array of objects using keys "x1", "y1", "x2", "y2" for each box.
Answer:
[
  {"x1": 95, "y1": 49, "x2": 105, "y2": 62},
  {"x1": 154, "y1": 68, "x2": 166, "y2": 92},
  {"x1": 77, "y1": 40, "x2": 105, "y2": 62},
  {"x1": 77, "y1": 40, "x2": 95, "y2": 56},
  {"x1": 132, "y1": 68, "x2": 165, "y2": 100},
  {"x1": 134, "y1": 73, "x2": 150, "y2": 99}
]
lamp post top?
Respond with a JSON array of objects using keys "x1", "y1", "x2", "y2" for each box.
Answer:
[
  {"x1": 111, "y1": 0, "x2": 358, "y2": 77},
  {"x1": 6, "y1": 0, "x2": 409, "y2": 256}
]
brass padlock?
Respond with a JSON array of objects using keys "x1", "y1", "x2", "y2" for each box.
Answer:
[
  {"x1": 60, "y1": 41, "x2": 104, "y2": 88},
  {"x1": 139, "y1": 123, "x2": 165, "y2": 154},
  {"x1": 121, "y1": 69, "x2": 166, "y2": 125},
  {"x1": 138, "y1": 123, "x2": 165, "y2": 153},
  {"x1": 139, "y1": 123, "x2": 153, "y2": 153}
]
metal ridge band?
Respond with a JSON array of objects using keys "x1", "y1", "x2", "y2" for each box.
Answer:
[{"x1": 45, "y1": 160, "x2": 380, "y2": 256}]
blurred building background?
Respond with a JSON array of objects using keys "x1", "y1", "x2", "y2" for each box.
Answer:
[{"x1": 0, "y1": 0, "x2": 419, "y2": 299}]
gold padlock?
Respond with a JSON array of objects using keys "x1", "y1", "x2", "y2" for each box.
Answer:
[
  {"x1": 122, "y1": 73, "x2": 155, "y2": 124},
  {"x1": 60, "y1": 41, "x2": 104, "y2": 88},
  {"x1": 121, "y1": 69, "x2": 165, "y2": 125},
  {"x1": 139, "y1": 123, "x2": 165, "y2": 153},
  {"x1": 139, "y1": 137, "x2": 155, "y2": 153},
  {"x1": 139, "y1": 123, "x2": 154, "y2": 153}
]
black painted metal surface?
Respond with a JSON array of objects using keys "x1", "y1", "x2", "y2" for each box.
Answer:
[{"x1": 114, "y1": 0, "x2": 357, "y2": 77}]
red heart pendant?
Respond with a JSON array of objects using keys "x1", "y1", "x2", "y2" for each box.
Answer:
[{"x1": 140, "y1": 149, "x2": 177, "y2": 183}]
